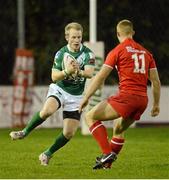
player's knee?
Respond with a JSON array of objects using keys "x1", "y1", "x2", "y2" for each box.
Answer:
[
  {"x1": 40, "y1": 108, "x2": 54, "y2": 119},
  {"x1": 63, "y1": 130, "x2": 75, "y2": 139},
  {"x1": 85, "y1": 111, "x2": 95, "y2": 127}
]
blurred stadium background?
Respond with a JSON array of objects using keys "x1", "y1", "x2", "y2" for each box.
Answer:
[{"x1": 0, "y1": 0, "x2": 169, "y2": 128}]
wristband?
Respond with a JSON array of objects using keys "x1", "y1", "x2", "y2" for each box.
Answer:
[
  {"x1": 63, "y1": 70, "x2": 70, "y2": 77},
  {"x1": 79, "y1": 70, "x2": 84, "y2": 77}
]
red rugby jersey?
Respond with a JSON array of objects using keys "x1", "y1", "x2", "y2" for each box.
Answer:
[{"x1": 104, "y1": 38, "x2": 156, "y2": 96}]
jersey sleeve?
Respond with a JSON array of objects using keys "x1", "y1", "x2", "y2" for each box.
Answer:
[
  {"x1": 104, "y1": 48, "x2": 118, "y2": 68},
  {"x1": 149, "y1": 53, "x2": 157, "y2": 69},
  {"x1": 52, "y1": 50, "x2": 62, "y2": 71},
  {"x1": 85, "y1": 51, "x2": 95, "y2": 66}
]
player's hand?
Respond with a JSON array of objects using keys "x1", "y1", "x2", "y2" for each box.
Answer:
[
  {"x1": 151, "y1": 105, "x2": 160, "y2": 117},
  {"x1": 79, "y1": 97, "x2": 89, "y2": 113},
  {"x1": 66, "y1": 60, "x2": 78, "y2": 75},
  {"x1": 74, "y1": 62, "x2": 80, "y2": 76}
]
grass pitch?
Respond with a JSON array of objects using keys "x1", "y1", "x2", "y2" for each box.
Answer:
[{"x1": 0, "y1": 127, "x2": 169, "y2": 179}]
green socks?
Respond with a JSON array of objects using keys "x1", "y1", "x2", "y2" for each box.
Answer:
[
  {"x1": 23, "y1": 112, "x2": 70, "y2": 157},
  {"x1": 23, "y1": 111, "x2": 45, "y2": 136},
  {"x1": 44, "y1": 133, "x2": 69, "y2": 156}
]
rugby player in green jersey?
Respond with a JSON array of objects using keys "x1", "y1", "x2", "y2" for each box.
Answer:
[{"x1": 10, "y1": 22, "x2": 95, "y2": 166}]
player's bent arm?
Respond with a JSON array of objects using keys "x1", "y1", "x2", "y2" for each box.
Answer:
[
  {"x1": 51, "y1": 69, "x2": 67, "y2": 82},
  {"x1": 83, "y1": 65, "x2": 112, "y2": 100},
  {"x1": 80, "y1": 65, "x2": 95, "y2": 78},
  {"x1": 148, "y1": 68, "x2": 161, "y2": 106}
]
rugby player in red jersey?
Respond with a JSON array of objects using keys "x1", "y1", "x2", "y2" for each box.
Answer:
[{"x1": 79, "y1": 19, "x2": 161, "y2": 169}]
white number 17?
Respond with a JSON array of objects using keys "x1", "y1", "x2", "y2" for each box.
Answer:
[{"x1": 132, "y1": 53, "x2": 145, "y2": 74}]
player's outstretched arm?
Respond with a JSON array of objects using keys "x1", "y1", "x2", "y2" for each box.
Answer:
[
  {"x1": 79, "y1": 65, "x2": 112, "y2": 112},
  {"x1": 149, "y1": 68, "x2": 161, "y2": 117}
]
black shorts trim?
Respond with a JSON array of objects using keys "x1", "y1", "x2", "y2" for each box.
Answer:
[
  {"x1": 48, "y1": 95, "x2": 61, "y2": 109},
  {"x1": 63, "y1": 110, "x2": 81, "y2": 121}
]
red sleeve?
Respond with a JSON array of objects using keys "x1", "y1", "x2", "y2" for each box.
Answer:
[
  {"x1": 104, "y1": 48, "x2": 118, "y2": 68},
  {"x1": 149, "y1": 53, "x2": 156, "y2": 69}
]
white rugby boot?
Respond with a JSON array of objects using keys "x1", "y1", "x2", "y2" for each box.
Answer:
[
  {"x1": 39, "y1": 152, "x2": 51, "y2": 166},
  {"x1": 9, "y1": 131, "x2": 25, "y2": 140}
]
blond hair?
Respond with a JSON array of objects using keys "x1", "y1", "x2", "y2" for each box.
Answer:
[
  {"x1": 65, "y1": 22, "x2": 83, "y2": 36},
  {"x1": 117, "y1": 19, "x2": 134, "y2": 36}
]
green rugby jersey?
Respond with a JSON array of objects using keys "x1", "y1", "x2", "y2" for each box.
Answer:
[{"x1": 52, "y1": 44, "x2": 95, "y2": 95}]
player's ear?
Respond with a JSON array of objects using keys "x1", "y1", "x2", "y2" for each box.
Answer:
[
  {"x1": 65, "y1": 34, "x2": 69, "y2": 41},
  {"x1": 117, "y1": 32, "x2": 120, "y2": 38},
  {"x1": 132, "y1": 30, "x2": 135, "y2": 36}
]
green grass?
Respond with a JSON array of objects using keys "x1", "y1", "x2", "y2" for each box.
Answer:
[{"x1": 0, "y1": 127, "x2": 169, "y2": 179}]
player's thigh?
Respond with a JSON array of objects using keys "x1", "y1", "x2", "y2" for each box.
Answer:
[
  {"x1": 86, "y1": 100, "x2": 120, "y2": 123},
  {"x1": 40, "y1": 97, "x2": 60, "y2": 117}
]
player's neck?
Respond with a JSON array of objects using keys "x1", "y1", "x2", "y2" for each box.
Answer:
[
  {"x1": 67, "y1": 44, "x2": 82, "y2": 52},
  {"x1": 119, "y1": 36, "x2": 132, "y2": 43}
]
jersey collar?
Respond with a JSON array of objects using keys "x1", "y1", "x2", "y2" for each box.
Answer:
[{"x1": 67, "y1": 44, "x2": 83, "y2": 52}]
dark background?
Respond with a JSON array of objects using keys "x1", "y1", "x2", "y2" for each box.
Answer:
[{"x1": 1, "y1": 0, "x2": 169, "y2": 85}]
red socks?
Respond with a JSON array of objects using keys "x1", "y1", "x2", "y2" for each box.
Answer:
[
  {"x1": 110, "y1": 137, "x2": 125, "y2": 154},
  {"x1": 89, "y1": 121, "x2": 125, "y2": 155},
  {"x1": 89, "y1": 121, "x2": 112, "y2": 154}
]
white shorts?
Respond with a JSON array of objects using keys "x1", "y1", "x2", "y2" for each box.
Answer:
[{"x1": 46, "y1": 83, "x2": 83, "y2": 112}]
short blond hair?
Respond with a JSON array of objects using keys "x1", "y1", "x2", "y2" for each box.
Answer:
[
  {"x1": 117, "y1": 19, "x2": 134, "y2": 35},
  {"x1": 65, "y1": 22, "x2": 83, "y2": 36}
]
